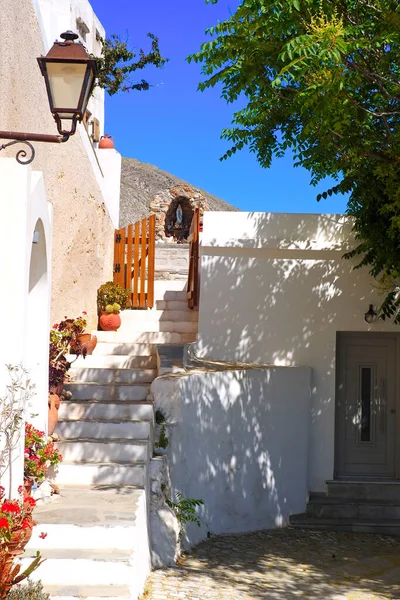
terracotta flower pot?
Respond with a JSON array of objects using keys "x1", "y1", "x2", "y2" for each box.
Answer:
[
  {"x1": 23, "y1": 477, "x2": 35, "y2": 501},
  {"x1": 98, "y1": 134, "x2": 114, "y2": 149},
  {"x1": 6, "y1": 526, "x2": 33, "y2": 555},
  {"x1": 77, "y1": 333, "x2": 97, "y2": 355},
  {"x1": 99, "y1": 312, "x2": 121, "y2": 332},
  {"x1": 48, "y1": 393, "x2": 60, "y2": 435}
]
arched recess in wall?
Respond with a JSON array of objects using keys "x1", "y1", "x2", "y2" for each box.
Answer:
[
  {"x1": 165, "y1": 197, "x2": 194, "y2": 241},
  {"x1": 26, "y1": 219, "x2": 49, "y2": 430}
]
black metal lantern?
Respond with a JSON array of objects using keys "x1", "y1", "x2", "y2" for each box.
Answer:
[
  {"x1": 364, "y1": 304, "x2": 378, "y2": 324},
  {"x1": 0, "y1": 30, "x2": 98, "y2": 164},
  {"x1": 37, "y1": 31, "x2": 97, "y2": 136}
]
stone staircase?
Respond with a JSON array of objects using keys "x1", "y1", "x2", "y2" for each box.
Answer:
[
  {"x1": 290, "y1": 480, "x2": 400, "y2": 536},
  {"x1": 25, "y1": 279, "x2": 198, "y2": 599}
]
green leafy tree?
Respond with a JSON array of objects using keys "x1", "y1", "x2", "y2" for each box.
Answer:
[
  {"x1": 188, "y1": 1, "x2": 400, "y2": 320},
  {"x1": 95, "y1": 33, "x2": 168, "y2": 96}
]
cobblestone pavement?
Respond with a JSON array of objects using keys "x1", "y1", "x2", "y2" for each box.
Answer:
[{"x1": 145, "y1": 528, "x2": 400, "y2": 600}]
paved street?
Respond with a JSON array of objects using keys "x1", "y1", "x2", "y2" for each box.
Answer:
[{"x1": 145, "y1": 528, "x2": 400, "y2": 599}]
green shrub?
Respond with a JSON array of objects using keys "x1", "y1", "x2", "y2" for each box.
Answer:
[
  {"x1": 97, "y1": 282, "x2": 130, "y2": 313},
  {"x1": 7, "y1": 580, "x2": 50, "y2": 600}
]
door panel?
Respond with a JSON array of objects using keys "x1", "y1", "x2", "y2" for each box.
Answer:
[{"x1": 336, "y1": 335, "x2": 396, "y2": 478}]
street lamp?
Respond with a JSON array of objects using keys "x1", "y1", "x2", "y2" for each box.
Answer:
[{"x1": 0, "y1": 31, "x2": 97, "y2": 165}]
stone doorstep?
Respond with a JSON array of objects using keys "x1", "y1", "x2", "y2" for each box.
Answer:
[
  {"x1": 289, "y1": 513, "x2": 400, "y2": 536},
  {"x1": 39, "y1": 585, "x2": 131, "y2": 600},
  {"x1": 326, "y1": 480, "x2": 400, "y2": 501}
]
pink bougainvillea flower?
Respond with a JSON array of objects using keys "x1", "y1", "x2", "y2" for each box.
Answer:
[
  {"x1": 2, "y1": 502, "x2": 21, "y2": 514},
  {"x1": 39, "y1": 532, "x2": 47, "y2": 539},
  {"x1": 82, "y1": 311, "x2": 87, "y2": 315}
]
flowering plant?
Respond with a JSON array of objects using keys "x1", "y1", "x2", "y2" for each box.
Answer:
[
  {"x1": 0, "y1": 487, "x2": 45, "y2": 599},
  {"x1": 49, "y1": 312, "x2": 87, "y2": 389},
  {"x1": 0, "y1": 486, "x2": 36, "y2": 546},
  {"x1": 24, "y1": 423, "x2": 62, "y2": 484}
]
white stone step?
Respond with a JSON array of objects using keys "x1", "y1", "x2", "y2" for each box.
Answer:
[
  {"x1": 25, "y1": 489, "x2": 149, "y2": 600},
  {"x1": 58, "y1": 401, "x2": 154, "y2": 422},
  {"x1": 57, "y1": 420, "x2": 151, "y2": 440},
  {"x1": 63, "y1": 383, "x2": 150, "y2": 401},
  {"x1": 92, "y1": 343, "x2": 156, "y2": 357},
  {"x1": 21, "y1": 555, "x2": 134, "y2": 586},
  {"x1": 67, "y1": 354, "x2": 157, "y2": 369},
  {"x1": 156, "y1": 300, "x2": 193, "y2": 311},
  {"x1": 58, "y1": 439, "x2": 149, "y2": 463},
  {"x1": 40, "y1": 583, "x2": 131, "y2": 599},
  {"x1": 118, "y1": 320, "x2": 198, "y2": 334},
  {"x1": 93, "y1": 331, "x2": 196, "y2": 344},
  {"x1": 69, "y1": 367, "x2": 157, "y2": 384},
  {"x1": 121, "y1": 310, "x2": 198, "y2": 322},
  {"x1": 55, "y1": 462, "x2": 146, "y2": 486}
]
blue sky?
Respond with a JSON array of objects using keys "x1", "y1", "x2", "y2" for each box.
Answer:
[{"x1": 90, "y1": 0, "x2": 347, "y2": 213}]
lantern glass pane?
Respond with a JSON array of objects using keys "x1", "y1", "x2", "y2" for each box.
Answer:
[
  {"x1": 81, "y1": 69, "x2": 95, "y2": 113},
  {"x1": 46, "y1": 62, "x2": 87, "y2": 112}
]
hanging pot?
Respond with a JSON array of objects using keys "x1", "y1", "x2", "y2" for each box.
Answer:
[
  {"x1": 6, "y1": 526, "x2": 33, "y2": 555},
  {"x1": 99, "y1": 312, "x2": 121, "y2": 332},
  {"x1": 48, "y1": 393, "x2": 60, "y2": 435},
  {"x1": 76, "y1": 333, "x2": 97, "y2": 355},
  {"x1": 98, "y1": 134, "x2": 114, "y2": 149}
]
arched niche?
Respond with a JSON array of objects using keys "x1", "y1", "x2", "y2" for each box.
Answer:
[
  {"x1": 164, "y1": 197, "x2": 194, "y2": 241},
  {"x1": 26, "y1": 219, "x2": 49, "y2": 431}
]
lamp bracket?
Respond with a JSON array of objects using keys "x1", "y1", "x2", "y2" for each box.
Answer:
[{"x1": 0, "y1": 131, "x2": 69, "y2": 165}]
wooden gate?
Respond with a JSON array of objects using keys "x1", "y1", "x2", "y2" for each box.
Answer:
[
  {"x1": 187, "y1": 208, "x2": 200, "y2": 309},
  {"x1": 113, "y1": 215, "x2": 155, "y2": 309}
]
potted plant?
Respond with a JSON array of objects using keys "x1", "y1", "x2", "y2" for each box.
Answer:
[
  {"x1": 97, "y1": 282, "x2": 130, "y2": 331},
  {"x1": 24, "y1": 422, "x2": 63, "y2": 495}
]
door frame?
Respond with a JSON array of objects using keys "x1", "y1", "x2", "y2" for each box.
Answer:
[{"x1": 334, "y1": 332, "x2": 400, "y2": 480}]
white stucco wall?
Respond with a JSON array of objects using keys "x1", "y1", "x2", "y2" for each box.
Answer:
[
  {"x1": 0, "y1": 0, "x2": 117, "y2": 329},
  {"x1": 152, "y1": 366, "x2": 310, "y2": 545},
  {"x1": 195, "y1": 212, "x2": 400, "y2": 492},
  {"x1": 0, "y1": 158, "x2": 52, "y2": 496}
]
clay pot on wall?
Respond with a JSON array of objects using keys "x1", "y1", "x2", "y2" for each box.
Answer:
[
  {"x1": 48, "y1": 393, "x2": 61, "y2": 436},
  {"x1": 98, "y1": 134, "x2": 114, "y2": 149},
  {"x1": 76, "y1": 333, "x2": 97, "y2": 355},
  {"x1": 99, "y1": 312, "x2": 121, "y2": 332}
]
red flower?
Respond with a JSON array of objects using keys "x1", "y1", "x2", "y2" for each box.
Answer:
[
  {"x1": 21, "y1": 519, "x2": 31, "y2": 530},
  {"x1": 0, "y1": 517, "x2": 9, "y2": 529},
  {"x1": 82, "y1": 311, "x2": 87, "y2": 315},
  {"x1": 39, "y1": 532, "x2": 47, "y2": 539},
  {"x1": 24, "y1": 497, "x2": 36, "y2": 507},
  {"x1": 1, "y1": 502, "x2": 20, "y2": 514}
]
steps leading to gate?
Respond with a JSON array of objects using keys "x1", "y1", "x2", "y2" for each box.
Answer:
[{"x1": 290, "y1": 481, "x2": 400, "y2": 536}]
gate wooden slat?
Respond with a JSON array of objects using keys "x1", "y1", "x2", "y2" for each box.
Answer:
[
  {"x1": 187, "y1": 209, "x2": 200, "y2": 309},
  {"x1": 147, "y1": 215, "x2": 156, "y2": 308},
  {"x1": 139, "y1": 218, "x2": 147, "y2": 308},
  {"x1": 126, "y1": 224, "x2": 133, "y2": 308},
  {"x1": 114, "y1": 228, "x2": 124, "y2": 288},
  {"x1": 133, "y1": 222, "x2": 140, "y2": 307}
]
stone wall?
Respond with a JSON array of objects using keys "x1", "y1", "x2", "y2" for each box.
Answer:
[{"x1": 150, "y1": 185, "x2": 210, "y2": 242}]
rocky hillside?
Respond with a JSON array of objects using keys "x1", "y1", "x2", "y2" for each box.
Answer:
[{"x1": 119, "y1": 157, "x2": 239, "y2": 227}]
